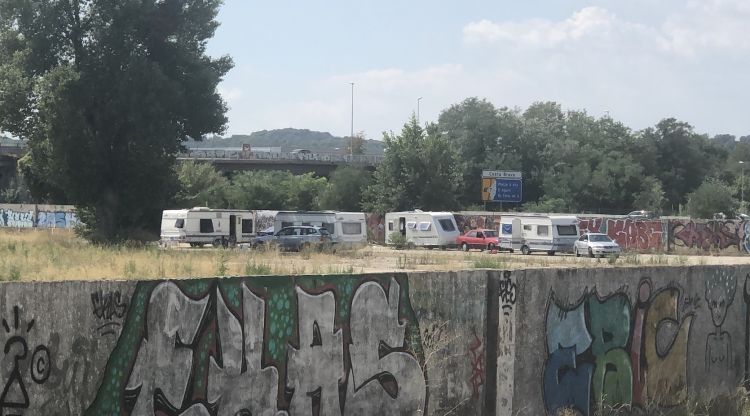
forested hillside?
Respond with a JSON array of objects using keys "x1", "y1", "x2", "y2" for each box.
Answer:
[{"x1": 185, "y1": 128, "x2": 385, "y2": 154}]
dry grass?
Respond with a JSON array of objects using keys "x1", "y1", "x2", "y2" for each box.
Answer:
[{"x1": 4, "y1": 229, "x2": 750, "y2": 281}]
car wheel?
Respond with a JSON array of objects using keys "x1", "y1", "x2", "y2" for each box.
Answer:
[
  {"x1": 521, "y1": 245, "x2": 531, "y2": 255},
  {"x1": 547, "y1": 251, "x2": 555, "y2": 256},
  {"x1": 588, "y1": 248, "x2": 595, "y2": 258},
  {"x1": 574, "y1": 247, "x2": 580, "y2": 257},
  {"x1": 488, "y1": 243, "x2": 496, "y2": 251},
  {"x1": 462, "y1": 242, "x2": 469, "y2": 252}
]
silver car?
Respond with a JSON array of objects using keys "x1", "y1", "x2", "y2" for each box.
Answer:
[
  {"x1": 574, "y1": 233, "x2": 621, "y2": 258},
  {"x1": 271, "y1": 226, "x2": 332, "y2": 252}
]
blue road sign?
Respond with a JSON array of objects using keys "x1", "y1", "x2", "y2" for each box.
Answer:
[{"x1": 493, "y1": 178, "x2": 522, "y2": 202}]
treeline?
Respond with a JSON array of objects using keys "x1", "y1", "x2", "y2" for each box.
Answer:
[{"x1": 175, "y1": 98, "x2": 750, "y2": 219}]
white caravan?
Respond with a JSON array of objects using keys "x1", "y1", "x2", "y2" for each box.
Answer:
[
  {"x1": 498, "y1": 215, "x2": 579, "y2": 255},
  {"x1": 384, "y1": 211, "x2": 460, "y2": 249},
  {"x1": 274, "y1": 211, "x2": 368, "y2": 248},
  {"x1": 160, "y1": 207, "x2": 256, "y2": 247}
]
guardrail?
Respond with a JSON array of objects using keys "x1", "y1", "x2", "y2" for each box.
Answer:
[{"x1": 178, "y1": 150, "x2": 384, "y2": 165}]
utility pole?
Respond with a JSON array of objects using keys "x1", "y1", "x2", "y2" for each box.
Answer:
[
  {"x1": 350, "y1": 82, "x2": 354, "y2": 156},
  {"x1": 741, "y1": 161, "x2": 745, "y2": 212},
  {"x1": 417, "y1": 97, "x2": 422, "y2": 122}
]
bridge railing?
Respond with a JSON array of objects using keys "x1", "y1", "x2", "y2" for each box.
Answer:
[{"x1": 178, "y1": 149, "x2": 384, "y2": 165}]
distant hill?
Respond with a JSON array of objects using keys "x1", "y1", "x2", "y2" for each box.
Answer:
[{"x1": 185, "y1": 128, "x2": 385, "y2": 155}]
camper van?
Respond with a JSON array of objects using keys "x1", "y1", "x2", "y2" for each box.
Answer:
[
  {"x1": 160, "y1": 208, "x2": 256, "y2": 247},
  {"x1": 274, "y1": 211, "x2": 367, "y2": 248},
  {"x1": 498, "y1": 215, "x2": 579, "y2": 255},
  {"x1": 384, "y1": 211, "x2": 460, "y2": 249}
]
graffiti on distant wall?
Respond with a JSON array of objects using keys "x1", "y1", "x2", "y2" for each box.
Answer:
[
  {"x1": 671, "y1": 220, "x2": 749, "y2": 253},
  {"x1": 36, "y1": 211, "x2": 80, "y2": 229},
  {"x1": 0, "y1": 208, "x2": 34, "y2": 228},
  {"x1": 542, "y1": 277, "x2": 695, "y2": 415},
  {"x1": 578, "y1": 218, "x2": 666, "y2": 251},
  {"x1": 85, "y1": 275, "x2": 427, "y2": 415},
  {"x1": 454, "y1": 214, "x2": 502, "y2": 235},
  {"x1": 0, "y1": 205, "x2": 79, "y2": 229}
]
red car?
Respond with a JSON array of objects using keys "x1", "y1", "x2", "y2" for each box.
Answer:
[{"x1": 456, "y1": 229, "x2": 499, "y2": 251}]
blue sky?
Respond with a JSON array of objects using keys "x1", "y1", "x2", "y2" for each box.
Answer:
[{"x1": 207, "y1": 0, "x2": 750, "y2": 139}]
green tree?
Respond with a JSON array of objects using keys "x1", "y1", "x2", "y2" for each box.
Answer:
[
  {"x1": 685, "y1": 178, "x2": 738, "y2": 219},
  {"x1": 174, "y1": 161, "x2": 230, "y2": 208},
  {"x1": 346, "y1": 131, "x2": 366, "y2": 155},
  {"x1": 437, "y1": 98, "x2": 502, "y2": 206},
  {"x1": 0, "y1": 174, "x2": 33, "y2": 204},
  {"x1": 632, "y1": 176, "x2": 666, "y2": 213},
  {"x1": 364, "y1": 115, "x2": 460, "y2": 214},
  {"x1": 283, "y1": 173, "x2": 327, "y2": 211},
  {"x1": 1, "y1": 1, "x2": 232, "y2": 242},
  {"x1": 228, "y1": 171, "x2": 292, "y2": 210},
  {"x1": 317, "y1": 166, "x2": 371, "y2": 211}
]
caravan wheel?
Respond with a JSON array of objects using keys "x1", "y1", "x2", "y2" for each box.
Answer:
[
  {"x1": 521, "y1": 245, "x2": 531, "y2": 255},
  {"x1": 189, "y1": 243, "x2": 201, "y2": 248},
  {"x1": 212, "y1": 238, "x2": 223, "y2": 248}
]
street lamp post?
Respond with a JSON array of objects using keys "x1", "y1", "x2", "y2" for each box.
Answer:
[
  {"x1": 350, "y1": 82, "x2": 354, "y2": 156},
  {"x1": 417, "y1": 97, "x2": 423, "y2": 122}
]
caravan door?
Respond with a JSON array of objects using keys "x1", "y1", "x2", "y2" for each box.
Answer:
[{"x1": 512, "y1": 218, "x2": 523, "y2": 251}]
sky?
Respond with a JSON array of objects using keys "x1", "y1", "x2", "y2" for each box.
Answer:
[{"x1": 207, "y1": 0, "x2": 750, "y2": 139}]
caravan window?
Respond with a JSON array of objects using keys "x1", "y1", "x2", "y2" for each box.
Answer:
[
  {"x1": 388, "y1": 222, "x2": 394, "y2": 231},
  {"x1": 418, "y1": 222, "x2": 431, "y2": 231},
  {"x1": 438, "y1": 219, "x2": 456, "y2": 232},
  {"x1": 557, "y1": 225, "x2": 578, "y2": 236},
  {"x1": 523, "y1": 225, "x2": 532, "y2": 231},
  {"x1": 537, "y1": 225, "x2": 549, "y2": 236},
  {"x1": 200, "y1": 219, "x2": 214, "y2": 233},
  {"x1": 242, "y1": 219, "x2": 254, "y2": 234},
  {"x1": 174, "y1": 219, "x2": 184, "y2": 229},
  {"x1": 406, "y1": 222, "x2": 417, "y2": 230},
  {"x1": 342, "y1": 222, "x2": 362, "y2": 235}
]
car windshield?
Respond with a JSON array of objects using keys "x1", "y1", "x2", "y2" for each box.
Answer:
[
  {"x1": 590, "y1": 234, "x2": 612, "y2": 242},
  {"x1": 483, "y1": 230, "x2": 497, "y2": 237}
]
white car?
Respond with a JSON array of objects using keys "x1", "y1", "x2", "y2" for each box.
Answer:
[{"x1": 574, "y1": 233, "x2": 621, "y2": 258}]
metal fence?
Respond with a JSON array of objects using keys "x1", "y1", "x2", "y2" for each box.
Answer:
[{"x1": 178, "y1": 149, "x2": 384, "y2": 165}]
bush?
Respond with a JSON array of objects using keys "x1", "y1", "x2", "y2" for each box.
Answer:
[{"x1": 389, "y1": 231, "x2": 408, "y2": 249}]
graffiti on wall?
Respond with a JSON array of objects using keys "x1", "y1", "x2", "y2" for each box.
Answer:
[
  {"x1": 0, "y1": 208, "x2": 34, "y2": 228},
  {"x1": 670, "y1": 220, "x2": 749, "y2": 253},
  {"x1": 578, "y1": 218, "x2": 666, "y2": 251},
  {"x1": 496, "y1": 271, "x2": 517, "y2": 413},
  {"x1": 542, "y1": 277, "x2": 696, "y2": 415},
  {"x1": 704, "y1": 270, "x2": 736, "y2": 380},
  {"x1": 454, "y1": 214, "x2": 502, "y2": 235},
  {"x1": 85, "y1": 275, "x2": 427, "y2": 415},
  {"x1": 36, "y1": 211, "x2": 80, "y2": 229}
]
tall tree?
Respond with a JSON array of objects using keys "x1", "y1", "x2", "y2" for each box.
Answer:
[
  {"x1": 364, "y1": 116, "x2": 460, "y2": 214},
  {"x1": 174, "y1": 161, "x2": 230, "y2": 209},
  {"x1": 437, "y1": 98, "x2": 502, "y2": 206},
  {"x1": 0, "y1": 0, "x2": 232, "y2": 242},
  {"x1": 317, "y1": 166, "x2": 371, "y2": 211}
]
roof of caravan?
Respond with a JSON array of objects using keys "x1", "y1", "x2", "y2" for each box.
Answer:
[
  {"x1": 386, "y1": 211, "x2": 454, "y2": 215},
  {"x1": 164, "y1": 208, "x2": 254, "y2": 213},
  {"x1": 276, "y1": 210, "x2": 337, "y2": 215}
]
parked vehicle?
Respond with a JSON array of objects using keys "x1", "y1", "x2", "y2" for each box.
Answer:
[
  {"x1": 498, "y1": 215, "x2": 579, "y2": 255},
  {"x1": 574, "y1": 233, "x2": 621, "y2": 258},
  {"x1": 160, "y1": 207, "x2": 256, "y2": 247},
  {"x1": 271, "y1": 226, "x2": 332, "y2": 251},
  {"x1": 384, "y1": 211, "x2": 460, "y2": 249},
  {"x1": 456, "y1": 229, "x2": 499, "y2": 251},
  {"x1": 626, "y1": 210, "x2": 658, "y2": 220},
  {"x1": 274, "y1": 211, "x2": 367, "y2": 248}
]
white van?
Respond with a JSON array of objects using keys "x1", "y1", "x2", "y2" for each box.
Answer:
[
  {"x1": 384, "y1": 211, "x2": 460, "y2": 249},
  {"x1": 160, "y1": 207, "x2": 256, "y2": 247},
  {"x1": 274, "y1": 211, "x2": 367, "y2": 248},
  {"x1": 498, "y1": 215, "x2": 579, "y2": 255}
]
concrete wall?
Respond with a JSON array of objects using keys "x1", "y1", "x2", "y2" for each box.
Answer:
[
  {"x1": 0, "y1": 203, "x2": 79, "y2": 229},
  {"x1": 505, "y1": 265, "x2": 749, "y2": 415},
  {"x1": 0, "y1": 272, "x2": 489, "y2": 415},
  {"x1": 0, "y1": 267, "x2": 747, "y2": 415}
]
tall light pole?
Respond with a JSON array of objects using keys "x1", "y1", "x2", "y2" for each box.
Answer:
[
  {"x1": 417, "y1": 97, "x2": 423, "y2": 122},
  {"x1": 350, "y1": 82, "x2": 354, "y2": 156},
  {"x1": 741, "y1": 161, "x2": 745, "y2": 212}
]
